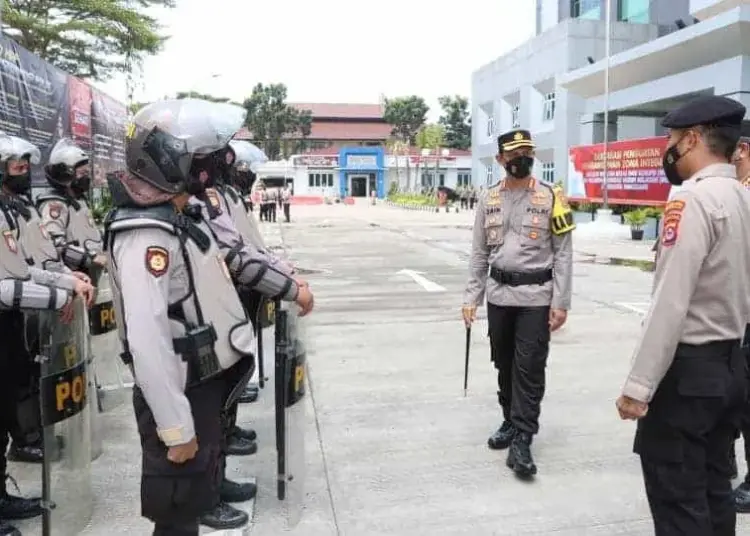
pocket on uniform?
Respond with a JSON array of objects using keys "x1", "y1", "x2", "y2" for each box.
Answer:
[
  {"x1": 633, "y1": 420, "x2": 683, "y2": 463},
  {"x1": 484, "y1": 213, "x2": 503, "y2": 246},
  {"x1": 677, "y1": 376, "x2": 725, "y2": 398}
]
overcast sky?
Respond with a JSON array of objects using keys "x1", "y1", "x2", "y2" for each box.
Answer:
[{"x1": 93, "y1": 0, "x2": 536, "y2": 120}]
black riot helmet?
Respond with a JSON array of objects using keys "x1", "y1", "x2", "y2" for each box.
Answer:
[
  {"x1": 228, "y1": 139, "x2": 267, "y2": 194},
  {"x1": 0, "y1": 135, "x2": 41, "y2": 196},
  {"x1": 45, "y1": 138, "x2": 90, "y2": 195},
  {"x1": 125, "y1": 98, "x2": 247, "y2": 195}
]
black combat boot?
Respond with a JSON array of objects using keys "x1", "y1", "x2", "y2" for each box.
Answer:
[
  {"x1": 734, "y1": 477, "x2": 750, "y2": 513},
  {"x1": 0, "y1": 492, "x2": 44, "y2": 520},
  {"x1": 220, "y1": 478, "x2": 257, "y2": 503},
  {"x1": 238, "y1": 386, "x2": 259, "y2": 404},
  {"x1": 506, "y1": 432, "x2": 537, "y2": 478},
  {"x1": 0, "y1": 521, "x2": 19, "y2": 536},
  {"x1": 199, "y1": 502, "x2": 249, "y2": 530},
  {"x1": 7, "y1": 442, "x2": 43, "y2": 464},
  {"x1": 488, "y1": 421, "x2": 515, "y2": 450},
  {"x1": 226, "y1": 437, "x2": 257, "y2": 457},
  {"x1": 231, "y1": 426, "x2": 257, "y2": 442}
]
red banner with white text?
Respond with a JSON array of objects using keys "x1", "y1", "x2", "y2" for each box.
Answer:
[{"x1": 566, "y1": 137, "x2": 670, "y2": 205}]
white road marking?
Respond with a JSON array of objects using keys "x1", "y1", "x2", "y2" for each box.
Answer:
[
  {"x1": 397, "y1": 269, "x2": 447, "y2": 292},
  {"x1": 617, "y1": 302, "x2": 650, "y2": 315}
]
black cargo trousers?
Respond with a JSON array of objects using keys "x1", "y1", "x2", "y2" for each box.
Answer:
[
  {"x1": 634, "y1": 340, "x2": 747, "y2": 536},
  {"x1": 134, "y1": 358, "x2": 252, "y2": 536},
  {"x1": 0, "y1": 311, "x2": 41, "y2": 459},
  {"x1": 487, "y1": 302, "x2": 551, "y2": 435}
]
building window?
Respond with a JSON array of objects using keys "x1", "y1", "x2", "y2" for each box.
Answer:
[
  {"x1": 485, "y1": 164, "x2": 494, "y2": 185},
  {"x1": 618, "y1": 0, "x2": 649, "y2": 23},
  {"x1": 486, "y1": 116, "x2": 495, "y2": 138},
  {"x1": 511, "y1": 105, "x2": 520, "y2": 128},
  {"x1": 541, "y1": 162, "x2": 555, "y2": 184},
  {"x1": 571, "y1": 0, "x2": 601, "y2": 20},
  {"x1": 308, "y1": 172, "x2": 334, "y2": 188},
  {"x1": 457, "y1": 172, "x2": 472, "y2": 186},
  {"x1": 542, "y1": 92, "x2": 555, "y2": 122}
]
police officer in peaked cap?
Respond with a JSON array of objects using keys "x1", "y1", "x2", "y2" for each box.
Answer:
[
  {"x1": 462, "y1": 128, "x2": 575, "y2": 479},
  {"x1": 617, "y1": 95, "x2": 750, "y2": 535}
]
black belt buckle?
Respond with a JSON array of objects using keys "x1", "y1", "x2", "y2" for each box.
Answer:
[{"x1": 501, "y1": 271, "x2": 521, "y2": 286}]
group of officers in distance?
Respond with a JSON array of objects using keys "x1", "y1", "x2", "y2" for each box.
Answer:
[
  {"x1": 0, "y1": 96, "x2": 315, "y2": 536},
  {"x1": 463, "y1": 94, "x2": 750, "y2": 535}
]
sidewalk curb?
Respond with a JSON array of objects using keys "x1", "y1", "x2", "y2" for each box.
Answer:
[{"x1": 576, "y1": 252, "x2": 655, "y2": 271}]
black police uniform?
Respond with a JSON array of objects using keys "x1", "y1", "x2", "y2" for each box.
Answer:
[{"x1": 629, "y1": 96, "x2": 749, "y2": 535}]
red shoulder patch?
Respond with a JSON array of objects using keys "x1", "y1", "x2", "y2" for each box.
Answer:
[
  {"x1": 145, "y1": 246, "x2": 169, "y2": 277},
  {"x1": 661, "y1": 200, "x2": 686, "y2": 248},
  {"x1": 49, "y1": 202, "x2": 62, "y2": 220}
]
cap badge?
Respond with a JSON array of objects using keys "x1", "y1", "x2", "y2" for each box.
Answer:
[{"x1": 514, "y1": 132, "x2": 523, "y2": 141}]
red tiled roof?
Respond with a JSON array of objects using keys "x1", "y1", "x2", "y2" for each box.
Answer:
[
  {"x1": 235, "y1": 121, "x2": 392, "y2": 141},
  {"x1": 307, "y1": 121, "x2": 391, "y2": 140},
  {"x1": 294, "y1": 146, "x2": 472, "y2": 157},
  {"x1": 290, "y1": 103, "x2": 383, "y2": 119}
]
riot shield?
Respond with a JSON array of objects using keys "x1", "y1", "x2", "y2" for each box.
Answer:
[
  {"x1": 88, "y1": 272, "x2": 130, "y2": 413},
  {"x1": 274, "y1": 302, "x2": 307, "y2": 528},
  {"x1": 38, "y1": 298, "x2": 93, "y2": 536}
]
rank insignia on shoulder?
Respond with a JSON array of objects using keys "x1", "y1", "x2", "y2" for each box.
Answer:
[
  {"x1": 145, "y1": 246, "x2": 169, "y2": 277},
  {"x1": 3, "y1": 230, "x2": 17, "y2": 254}
]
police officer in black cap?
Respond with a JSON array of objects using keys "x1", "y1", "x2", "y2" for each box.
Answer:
[{"x1": 616, "y1": 95, "x2": 750, "y2": 535}]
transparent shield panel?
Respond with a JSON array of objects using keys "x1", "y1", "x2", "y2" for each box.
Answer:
[
  {"x1": 87, "y1": 273, "x2": 130, "y2": 413},
  {"x1": 38, "y1": 298, "x2": 93, "y2": 535},
  {"x1": 275, "y1": 304, "x2": 307, "y2": 528}
]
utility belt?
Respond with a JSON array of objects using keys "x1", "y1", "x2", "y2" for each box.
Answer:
[{"x1": 489, "y1": 267, "x2": 553, "y2": 287}]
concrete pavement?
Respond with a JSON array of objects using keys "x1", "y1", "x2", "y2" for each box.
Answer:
[{"x1": 7, "y1": 202, "x2": 749, "y2": 535}]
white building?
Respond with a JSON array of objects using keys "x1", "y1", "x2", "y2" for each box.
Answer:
[
  {"x1": 254, "y1": 148, "x2": 473, "y2": 201},
  {"x1": 471, "y1": 0, "x2": 694, "y2": 189}
]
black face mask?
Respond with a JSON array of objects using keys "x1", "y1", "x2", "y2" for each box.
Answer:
[
  {"x1": 71, "y1": 175, "x2": 90, "y2": 197},
  {"x1": 662, "y1": 137, "x2": 687, "y2": 186},
  {"x1": 504, "y1": 155, "x2": 534, "y2": 179},
  {"x1": 187, "y1": 158, "x2": 214, "y2": 195},
  {"x1": 4, "y1": 172, "x2": 30, "y2": 195}
]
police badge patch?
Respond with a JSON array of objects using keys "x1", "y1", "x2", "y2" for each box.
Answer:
[
  {"x1": 145, "y1": 246, "x2": 169, "y2": 277},
  {"x1": 3, "y1": 230, "x2": 17, "y2": 253},
  {"x1": 206, "y1": 189, "x2": 221, "y2": 210},
  {"x1": 49, "y1": 203, "x2": 62, "y2": 220}
]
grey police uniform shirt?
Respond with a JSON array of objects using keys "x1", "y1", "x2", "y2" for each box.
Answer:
[
  {"x1": 37, "y1": 195, "x2": 103, "y2": 260},
  {"x1": 217, "y1": 185, "x2": 266, "y2": 250},
  {"x1": 189, "y1": 189, "x2": 297, "y2": 295},
  {"x1": 623, "y1": 163, "x2": 750, "y2": 403},
  {"x1": 108, "y1": 213, "x2": 258, "y2": 447},
  {"x1": 463, "y1": 179, "x2": 573, "y2": 309},
  {"x1": 0, "y1": 209, "x2": 71, "y2": 311}
]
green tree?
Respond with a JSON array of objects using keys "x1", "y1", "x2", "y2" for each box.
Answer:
[
  {"x1": 241, "y1": 83, "x2": 311, "y2": 160},
  {"x1": 383, "y1": 96, "x2": 429, "y2": 145},
  {"x1": 438, "y1": 95, "x2": 471, "y2": 150},
  {"x1": 2, "y1": 0, "x2": 175, "y2": 81}
]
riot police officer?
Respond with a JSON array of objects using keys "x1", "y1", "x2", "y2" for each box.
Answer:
[
  {"x1": 37, "y1": 138, "x2": 106, "y2": 278},
  {"x1": 462, "y1": 129, "x2": 575, "y2": 479},
  {"x1": 104, "y1": 98, "x2": 314, "y2": 536},
  {"x1": 616, "y1": 96, "x2": 750, "y2": 535},
  {"x1": 187, "y1": 145, "x2": 305, "y2": 530},
  {"x1": 0, "y1": 185, "x2": 93, "y2": 535},
  {"x1": 0, "y1": 135, "x2": 93, "y2": 464}
]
